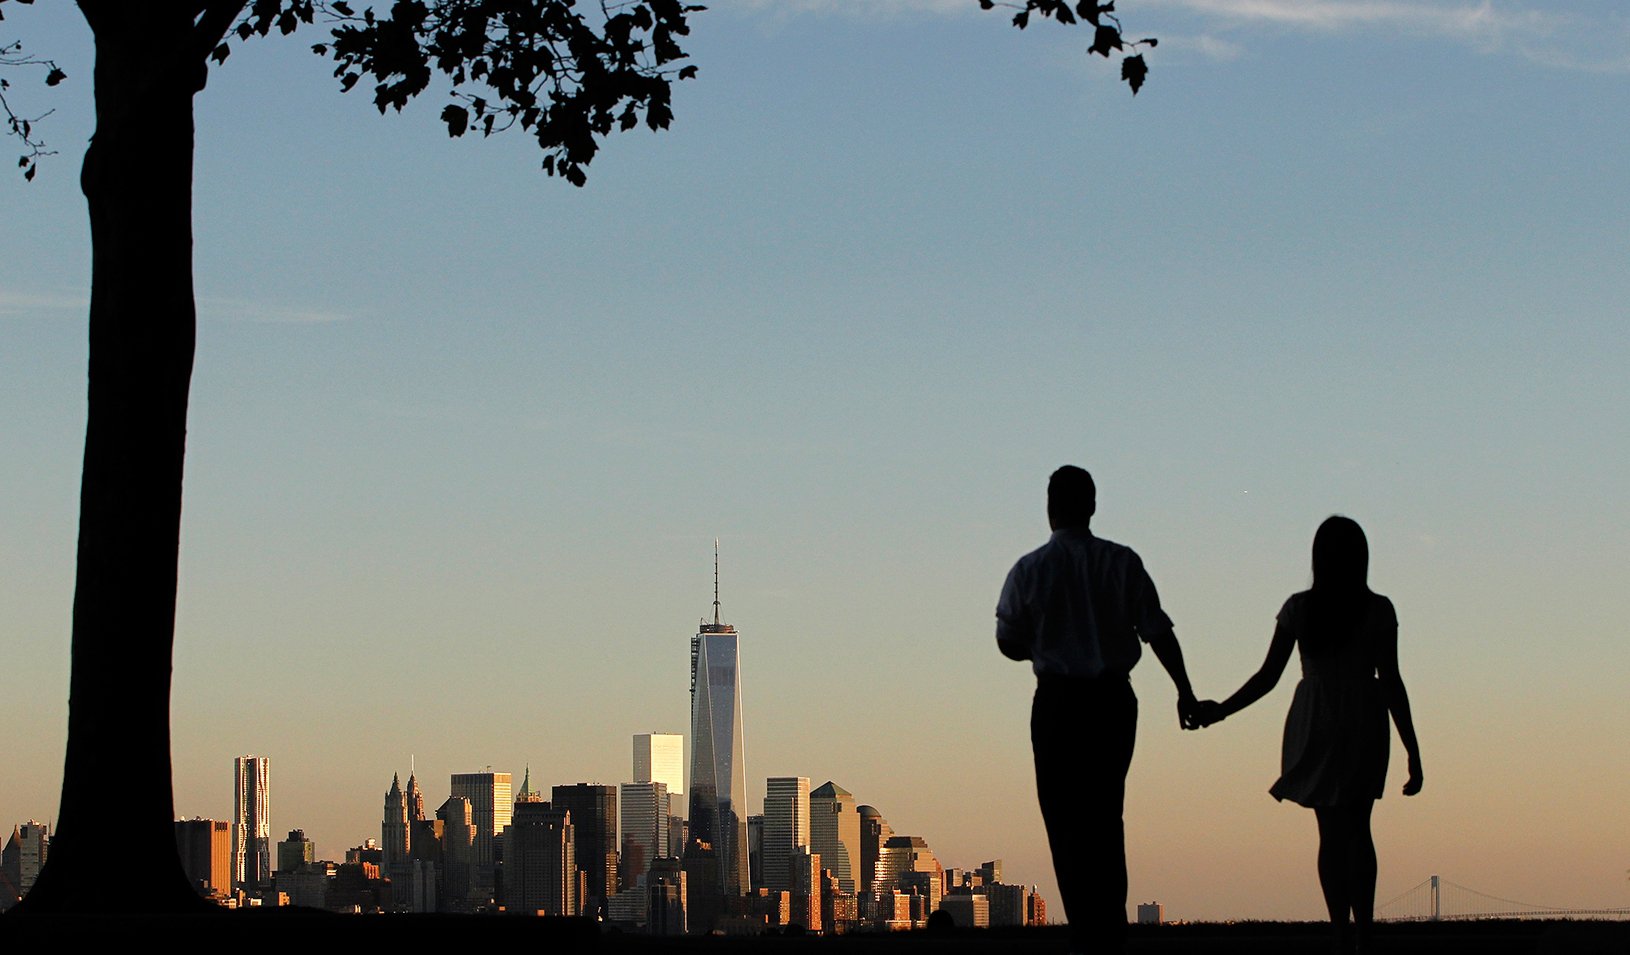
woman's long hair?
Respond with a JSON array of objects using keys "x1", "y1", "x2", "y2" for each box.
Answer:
[{"x1": 1304, "y1": 515, "x2": 1371, "y2": 650}]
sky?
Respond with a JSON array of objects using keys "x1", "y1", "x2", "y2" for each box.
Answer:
[{"x1": 3, "y1": 0, "x2": 1628, "y2": 923}]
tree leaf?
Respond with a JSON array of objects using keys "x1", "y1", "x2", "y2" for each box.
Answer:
[
  {"x1": 1089, "y1": 23, "x2": 1122, "y2": 57},
  {"x1": 1121, "y1": 53, "x2": 1147, "y2": 94},
  {"x1": 441, "y1": 104, "x2": 469, "y2": 137}
]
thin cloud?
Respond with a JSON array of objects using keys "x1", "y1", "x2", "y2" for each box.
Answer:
[
  {"x1": 0, "y1": 290, "x2": 348, "y2": 324},
  {"x1": 196, "y1": 296, "x2": 350, "y2": 325},
  {"x1": 0, "y1": 289, "x2": 88, "y2": 317},
  {"x1": 1146, "y1": 1, "x2": 1630, "y2": 70},
  {"x1": 719, "y1": 0, "x2": 1630, "y2": 73}
]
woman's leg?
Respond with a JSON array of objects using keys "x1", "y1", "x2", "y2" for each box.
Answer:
[
  {"x1": 1350, "y1": 801, "x2": 1378, "y2": 952},
  {"x1": 1314, "y1": 807, "x2": 1353, "y2": 951}
]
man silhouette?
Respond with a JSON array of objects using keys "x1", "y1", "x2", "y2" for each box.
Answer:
[{"x1": 996, "y1": 466, "x2": 1198, "y2": 955}]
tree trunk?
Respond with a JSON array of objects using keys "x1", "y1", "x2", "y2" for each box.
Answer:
[{"x1": 16, "y1": 7, "x2": 213, "y2": 914}]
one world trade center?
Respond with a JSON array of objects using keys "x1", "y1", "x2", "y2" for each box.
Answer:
[{"x1": 688, "y1": 540, "x2": 749, "y2": 898}]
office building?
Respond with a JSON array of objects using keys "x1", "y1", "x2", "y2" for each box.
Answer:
[
  {"x1": 382, "y1": 773, "x2": 409, "y2": 870},
  {"x1": 437, "y1": 795, "x2": 476, "y2": 911},
  {"x1": 1138, "y1": 900, "x2": 1165, "y2": 924},
  {"x1": 233, "y1": 755, "x2": 271, "y2": 890},
  {"x1": 790, "y1": 845, "x2": 822, "y2": 933},
  {"x1": 277, "y1": 828, "x2": 315, "y2": 872},
  {"x1": 552, "y1": 783, "x2": 618, "y2": 915},
  {"x1": 620, "y1": 780, "x2": 670, "y2": 889},
  {"x1": 762, "y1": 776, "x2": 810, "y2": 893},
  {"x1": 1, "y1": 821, "x2": 49, "y2": 911},
  {"x1": 448, "y1": 770, "x2": 512, "y2": 867},
  {"x1": 687, "y1": 540, "x2": 749, "y2": 897},
  {"x1": 857, "y1": 804, "x2": 891, "y2": 896},
  {"x1": 876, "y1": 835, "x2": 942, "y2": 913},
  {"x1": 987, "y1": 881, "x2": 1029, "y2": 926},
  {"x1": 647, "y1": 856, "x2": 688, "y2": 935},
  {"x1": 502, "y1": 802, "x2": 575, "y2": 916},
  {"x1": 747, "y1": 814, "x2": 763, "y2": 890},
  {"x1": 810, "y1": 781, "x2": 861, "y2": 895},
  {"x1": 405, "y1": 771, "x2": 426, "y2": 821},
  {"x1": 174, "y1": 817, "x2": 231, "y2": 897},
  {"x1": 940, "y1": 891, "x2": 990, "y2": 928},
  {"x1": 633, "y1": 733, "x2": 684, "y2": 798}
]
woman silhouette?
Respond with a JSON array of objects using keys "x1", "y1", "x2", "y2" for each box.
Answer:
[{"x1": 1199, "y1": 516, "x2": 1423, "y2": 954}]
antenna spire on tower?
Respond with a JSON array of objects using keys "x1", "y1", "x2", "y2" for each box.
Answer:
[{"x1": 713, "y1": 537, "x2": 721, "y2": 626}]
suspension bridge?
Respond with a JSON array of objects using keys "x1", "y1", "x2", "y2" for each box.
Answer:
[{"x1": 1378, "y1": 875, "x2": 1630, "y2": 921}]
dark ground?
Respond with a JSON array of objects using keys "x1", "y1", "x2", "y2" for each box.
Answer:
[{"x1": 3, "y1": 916, "x2": 1626, "y2": 954}]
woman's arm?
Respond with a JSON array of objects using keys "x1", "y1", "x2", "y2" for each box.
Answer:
[
  {"x1": 1376, "y1": 606, "x2": 1424, "y2": 795},
  {"x1": 1211, "y1": 613, "x2": 1297, "y2": 722}
]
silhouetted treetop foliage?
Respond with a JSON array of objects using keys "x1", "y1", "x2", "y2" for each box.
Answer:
[
  {"x1": 982, "y1": 0, "x2": 1156, "y2": 94},
  {"x1": 0, "y1": 0, "x2": 67, "y2": 180},
  {"x1": 225, "y1": 0, "x2": 703, "y2": 186}
]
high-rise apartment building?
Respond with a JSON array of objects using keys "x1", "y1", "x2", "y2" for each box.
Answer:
[
  {"x1": 232, "y1": 755, "x2": 271, "y2": 889},
  {"x1": 620, "y1": 780, "x2": 670, "y2": 889},
  {"x1": 633, "y1": 733, "x2": 684, "y2": 798},
  {"x1": 687, "y1": 541, "x2": 749, "y2": 898},
  {"x1": 810, "y1": 781, "x2": 861, "y2": 895},
  {"x1": 174, "y1": 817, "x2": 231, "y2": 897},
  {"x1": 762, "y1": 776, "x2": 810, "y2": 893},
  {"x1": 552, "y1": 783, "x2": 619, "y2": 915}
]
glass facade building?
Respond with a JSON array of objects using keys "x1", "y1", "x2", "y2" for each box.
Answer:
[{"x1": 688, "y1": 542, "x2": 749, "y2": 897}]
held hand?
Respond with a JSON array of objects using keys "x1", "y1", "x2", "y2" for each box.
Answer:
[
  {"x1": 1403, "y1": 756, "x2": 1424, "y2": 796},
  {"x1": 1177, "y1": 691, "x2": 1199, "y2": 730},
  {"x1": 1193, "y1": 699, "x2": 1225, "y2": 728}
]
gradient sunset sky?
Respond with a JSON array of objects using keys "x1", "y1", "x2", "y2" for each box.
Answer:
[{"x1": 3, "y1": 1, "x2": 1627, "y2": 921}]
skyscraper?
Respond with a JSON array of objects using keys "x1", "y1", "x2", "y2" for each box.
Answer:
[
  {"x1": 450, "y1": 770, "x2": 512, "y2": 907},
  {"x1": 448, "y1": 770, "x2": 512, "y2": 867},
  {"x1": 382, "y1": 773, "x2": 409, "y2": 871},
  {"x1": 173, "y1": 818, "x2": 230, "y2": 897},
  {"x1": 232, "y1": 755, "x2": 271, "y2": 890},
  {"x1": 633, "y1": 733, "x2": 684, "y2": 798},
  {"x1": 687, "y1": 540, "x2": 749, "y2": 898},
  {"x1": 810, "y1": 781, "x2": 861, "y2": 895},
  {"x1": 762, "y1": 776, "x2": 810, "y2": 893},
  {"x1": 502, "y1": 802, "x2": 575, "y2": 916},
  {"x1": 620, "y1": 780, "x2": 670, "y2": 889},
  {"x1": 552, "y1": 783, "x2": 619, "y2": 915},
  {"x1": 1, "y1": 821, "x2": 49, "y2": 911}
]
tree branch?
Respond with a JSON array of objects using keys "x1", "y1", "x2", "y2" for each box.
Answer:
[{"x1": 192, "y1": 0, "x2": 251, "y2": 60}]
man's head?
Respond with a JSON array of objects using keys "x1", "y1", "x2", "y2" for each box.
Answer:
[{"x1": 1047, "y1": 466, "x2": 1096, "y2": 530}]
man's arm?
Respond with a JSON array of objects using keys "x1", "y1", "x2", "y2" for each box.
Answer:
[
  {"x1": 995, "y1": 563, "x2": 1033, "y2": 662},
  {"x1": 1147, "y1": 630, "x2": 1198, "y2": 728},
  {"x1": 1130, "y1": 554, "x2": 1197, "y2": 727}
]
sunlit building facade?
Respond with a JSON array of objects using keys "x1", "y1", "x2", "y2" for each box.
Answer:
[
  {"x1": 687, "y1": 542, "x2": 749, "y2": 898},
  {"x1": 810, "y1": 781, "x2": 861, "y2": 895},
  {"x1": 763, "y1": 776, "x2": 810, "y2": 893},
  {"x1": 634, "y1": 733, "x2": 685, "y2": 798},
  {"x1": 232, "y1": 755, "x2": 271, "y2": 890}
]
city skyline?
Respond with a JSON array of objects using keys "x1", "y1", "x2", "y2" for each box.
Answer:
[{"x1": 4, "y1": 0, "x2": 1628, "y2": 923}]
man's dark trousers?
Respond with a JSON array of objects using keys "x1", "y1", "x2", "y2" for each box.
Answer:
[{"x1": 1032, "y1": 673, "x2": 1138, "y2": 954}]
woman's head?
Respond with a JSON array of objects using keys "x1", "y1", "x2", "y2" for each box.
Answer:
[{"x1": 1312, "y1": 515, "x2": 1369, "y2": 593}]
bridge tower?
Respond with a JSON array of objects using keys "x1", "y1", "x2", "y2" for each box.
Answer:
[{"x1": 1430, "y1": 875, "x2": 1441, "y2": 921}]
